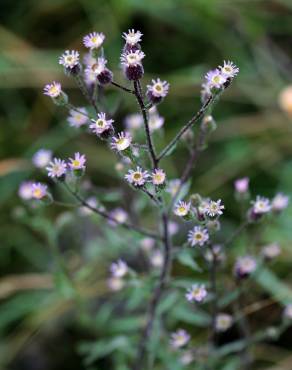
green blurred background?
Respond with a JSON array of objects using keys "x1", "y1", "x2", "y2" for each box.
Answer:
[{"x1": 1, "y1": 0, "x2": 292, "y2": 369}]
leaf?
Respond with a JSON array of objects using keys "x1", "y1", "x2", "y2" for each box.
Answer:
[
  {"x1": 176, "y1": 249, "x2": 202, "y2": 272},
  {"x1": 254, "y1": 267, "x2": 292, "y2": 304}
]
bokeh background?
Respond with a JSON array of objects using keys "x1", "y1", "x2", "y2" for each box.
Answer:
[{"x1": 1, "y1": 0, "x2": 292, "y2": 369}]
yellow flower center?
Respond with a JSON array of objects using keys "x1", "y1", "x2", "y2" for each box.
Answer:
[
  {"x1": 96, "y1": 119, "x2": 105, "y2": 127},
  {"x1": 133, "y1": 173, "x2": 142, "y2": 180},
  {"x1": 72, "y1": 160, "x2": 80, "y2": 167},
  {"x1": 33, "y1": 188, "x2": 42, "y2": 198}
]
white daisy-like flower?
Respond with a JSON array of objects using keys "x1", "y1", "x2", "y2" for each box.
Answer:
[
  {"x1": 185, "y1": 284, "x2": 207, "y2": 303},
  {"x1": 150, "y1": 250, "x2": 164, "y2": 268},
  {"x1": 67, "y1": 107, "x2": 88, "y2": 128},
  {"x1": 31, "y1": 182, "x2": 47, "y2": 200},
  {"x1": 205, "y1": 69, "x2": 227, "y2": 89},
  {"x1": 272, "y1": 193, "x2": 289, "y2": 212},
  {"x1": 46, "y1": 158, "x2": 67, "y2": 178},
  {"x1": 59, "y1": 50, "x2": 79, "y2": 69},
  {"x1": 147, "y1": 107, "x2": 164, "y2": 131},
  {"x1": 122, "y1": 29, "x2": 143, "y2": 45},
  {"x1": 32, "y1": 149, "x2": 52, "y2": 168},
  {"x1": 169, "y1": 221, "x2": 179, "y2": 236},
  {"x1": 121, "y1": 50, "x2": 145, "y2": 67},
  {"x1": 234, "y1": 255, "x2": 257, "y2": 278},
  {"x1": 252, "y1": 196, "x2": 271, "y2": 214},
  {"x1": 68, "y1": 152, "x2": 86, "y2": 170},
  {"x1": 18, "y1": 181, "x2": 33, "y2": 200},
  {"x1": 140, "y1": 237, "x2": 155, "y2": 252},
  {"x1": 83, "y1": 32, "x2": 105, "y2": 49},
  {"x1": 188, "y1": 226, "x2": 209, "y2": 247},
  {"x1": 215, "y1": 313, "x2": 233, "y2": 332},
  {"x1": 205, "y1": 199, "x2": 225, "y2": 217},
  {"x1": 219, "y1": 60, "x2": 239, "y2": 78},
  {"x1": 147, "y1": 78, "x2": 169, "y2": 98},
  {"x1": 174, "y1": 201, "x2": 191, "y2": 217},
  {"x1": 107, "y1": 277, "x2": 125, "y2": 291},
  {"x1": 125, "y1": 166, "x2": 149, "y2": 187},
  {"x1": 261, "y1": 243, "x2": 281, "y2": 260},
  {"x1": 170, "y1": 329, "x2": 190, "y2": 349},
  {"x1": 108, "y1": 208, "x2": 128, "y2": 226},
  {"x1": 110, "y1": 132, "x2": 132, "y2": 151},
  {"x1": 85, "y1": 57, "x2": 107, "y2": 77},
  {"x1": 110, "y1": 259, "x2": 128, "y2": 278},
  {"x1": 234, "y1": 177, "x2": 249, "y2": 193},
  {"x1": 151, "y1": 168, "x2": 166, "y2": 186},
  {"x1": 89, "y1": 113, "x2": 114, "y2": 135},
  {"x1": 283, "y1": 304, "x2": 292, "y2": 320},
  {"x1": 166, "y1": 179, "x2": 181, "y2": 196},
  {"x1": 124, "y1": 113, "x2": 143, "y2": 131},
  {"x1": 43, "y1": 81, "x2": 62, "y2": 98}
]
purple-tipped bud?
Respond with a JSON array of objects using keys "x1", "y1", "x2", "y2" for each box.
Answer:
[
  {"x1": 234, "y1": 256, "x2": 257, "y2": 279},
  {"x1": 121, "y1": 50, "x2": 145, "y2": 81}
]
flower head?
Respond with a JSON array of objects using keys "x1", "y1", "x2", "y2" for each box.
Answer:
[
  {"x1": 108, "y1": 208, "x2": 128, "y2": 226},
  {"x1": 166, "y1": 179, "x2": 181, "y2": 196},
  {"x1": 215, "y1": 313, "x2": 233, "y2": 332},
  {"x1": 170, "y1": 329, "x2": 190, "y2": 349},
  {"x1": 46, "y1": 158, "x2": 67, "y2": 178},
  {"x1": 110, "y1": 132, "x2": 132, "y2": 151},
  {"x1": 174, "y1": 201, "x2": 191, "y2": 217},
  {"x1": 59, "y1": 50, "x2": 80, "y2": 69},
  {"x1": 204, "y1": 199, "x2": 224, "y2": 217},
  {"x1": 31, "y1": 182, "x2": 47, "y2": 200},
  {"x1": 146, "y1": 78, "x2": 169, "y2": 103},
  {"x1": 18, "y1": 181, "x2": 33, "y2": 200},
  {"x1": 68, "y1": 152, "x2": 86, "y2": 170},
  {"x1": 234, "y1": 255, "x2": 257, "y2": 279},
  {"x1": 124, "y1": 113, "x2": 143, "y2": 131},
  {"x1": 205, "y1": 69, "x2": 227, "y2": 89},
  {"x1": 148, "y1": 106, "x2": 164, "y2": 131},
  {"x1": 107, "y1": 277, "x2": 125, "y2": 291},
  {"x1": 32, "y1": 149, "x2": 52, "y2": 168},
  {"x1": 272, "y1": 193, "x2": 289, "y2": 212},
  {"x1": 186, "y1": 284, "x2": 207, "y2": 303},
  {"x1": 140, "y1": 237, "x2": 155, "y2": 252},
  {"x1": 122, "y1": 29, "x2": 143, "y2": 45},
  {"x1": 83, "y1": 32, "x2": 105, "y2": 49},
  {"x1": 121, "y1": 50, "x2": 145, "y2": 67},
  {"x1": 261, "y1": 243, "x2": 281, "y2": 260},
  {"x1": 219, "y1": 60, "x2": 239, "y2": 78},
  {"x1": 151, "y1": 168, "x2": 166, "y2": 186},
  {"x1": 89, "y1": 113, "x2": 114, "y2": 136},
  {"x1": 43, "y1": 81, "x2": 62, "y2": 98},
  {"x1": 252, "y1": 196, "x2": 271, "y2": 214},
  {"x1": 234, "y1": 177, "x2": 249, "y2": 193},
  {"x1": 188, "y1": 226, "x2": 209, "y2": 247},
  {"x1": 150, "y1": 250, "x2": 164, "y2": 268},
  {"x1": 110, "y1": 259, "x2": 128, "y2": 278},
  {"x1": 67, "y1": 107, "x2": 88, "y2": 128},
  {"x1": 125, "y1": 166, "x2": 149, "y2": 187}
]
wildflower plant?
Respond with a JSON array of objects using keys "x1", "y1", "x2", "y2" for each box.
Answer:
[{"x1": 18, "y1": 28, "x2": 291, "y2": 370}]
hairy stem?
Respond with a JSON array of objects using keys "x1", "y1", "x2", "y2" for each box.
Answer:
[
  {"x1": 62, "y1": 182, "x2": 161, "y2": 240},
  {"x1": 111, "y1": 81, "x2": 135, "y2": 94},
  {"x1": 209, "y1": 246, "x2": 219, "y2": 347},
  {"x1": 133, "y1": 81, "x2": 158, "y2": 169},
  {"x1": 132, "y1": 211, "x2": 171, "y2": 370}
]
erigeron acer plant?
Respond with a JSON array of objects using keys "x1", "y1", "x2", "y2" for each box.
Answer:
[{"x1": 19, "y1": 29, "x2": 290, "y2": 369}]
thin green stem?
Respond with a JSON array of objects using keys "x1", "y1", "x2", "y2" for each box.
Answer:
[
  {"x1": 61, "y1": 182, "x2": 162, "y2": 240},
  {"x1": 157, "y1": 94, "x2": 213, "y2": 161}
]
